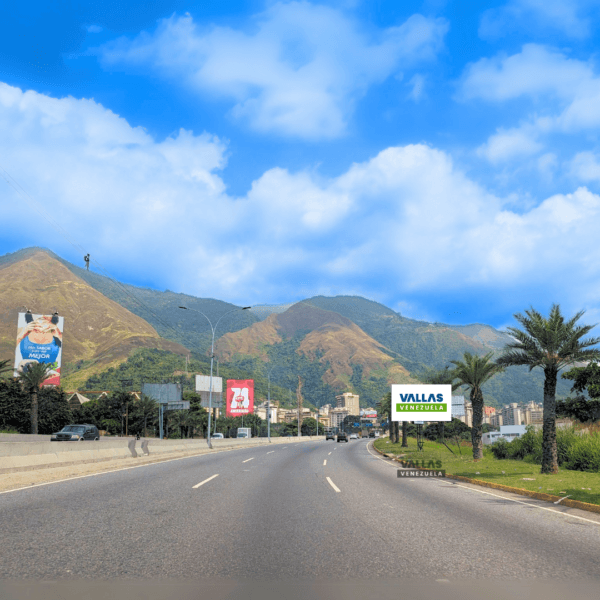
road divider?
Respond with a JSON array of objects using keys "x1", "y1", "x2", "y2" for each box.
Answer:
[{"x1": 0, "y1": 435, "x2": 325, "y2": 474}]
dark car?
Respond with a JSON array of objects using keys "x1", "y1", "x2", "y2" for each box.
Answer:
[
  {"x1": 51, "y1": 424, "x2": 99, "y2": 441},
  {"x1": 325, "y1": 430, "x2": 335, "y2": 441},
  {"x1": 368, "y1": 431, "x2": 376, "y2": 438},
  {"x1": 337, "y1": 431, "x2": 349, "y2": 443}
]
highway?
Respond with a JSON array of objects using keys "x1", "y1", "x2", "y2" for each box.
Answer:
[{"x1": 1, "y1": 439, "x2": 600, "y2": 597}]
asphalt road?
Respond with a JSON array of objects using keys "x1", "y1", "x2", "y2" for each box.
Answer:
[{"x1": 1, "y1": 439, "x2": 600, "y2": 597}]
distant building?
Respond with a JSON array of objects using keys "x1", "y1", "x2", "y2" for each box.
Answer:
[
  {"x1": 330, "y1": 407, "x2": 349, "y2": 429},
  {"x1": 335, "y1": 392, "x2": 360, "y2": 416},
  {"x1": 67, "y1": 392, "x2": 92, "y2": 410},
  {"x1": 501, "y1": 403, "x2": 523, "y2": 426},
  {"x1": 482, "y1": 425, "x2": 527, "y2": 445}
]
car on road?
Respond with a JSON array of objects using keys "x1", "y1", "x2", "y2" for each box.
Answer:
[
  {"x1": 368, "y1": 431, "x2": 376, "y2": 438},
  {"x1": 51, "y1": 424, "x2": 99, "y2": 441},
  {"x1": 337, "y1": 431, "x2": 349, "y2": 443},
  {"x1": 349, "y1": 433, "x2": 358, "y2": 439},
  {"x1": 212, "y1": 433, "x2": 224, "y2": 439},
  {"x1": 325, "y1": 430, "x2": 335, "y2": 440}
]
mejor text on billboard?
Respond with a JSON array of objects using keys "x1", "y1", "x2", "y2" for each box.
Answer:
[{"x1": 391, "y1": 385, "x2": 452, "y2": 422}]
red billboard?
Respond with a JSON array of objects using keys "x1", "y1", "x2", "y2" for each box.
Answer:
[{"x1": 226, "y1": 379, "x2": 254, "y2": 417}]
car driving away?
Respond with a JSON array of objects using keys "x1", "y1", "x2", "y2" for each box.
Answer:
[
  {"x1": 349, "y1": 433, "x2": 358, "y2": 439},
  {"x1": 51, "y1": 424, "x2": 99, "y2": 441},
  {"x1": 336, "y1": 431, "x2": 348, "y2": 442}
]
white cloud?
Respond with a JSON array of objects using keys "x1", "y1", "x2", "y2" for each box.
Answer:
[
  {"x1": 461, "y1": 44, "x2": 600, "y2": 162},
  {"x1": 477, "y1": 126, "x2": 543, "y2": 163},
  {"x1": 479, "y1": 0, "x2": 594, "y2": 40},
  {"x1": 2, "y1": 82, "x2": 600, "y2": 314},
  {"x1": 460, "y1": 44, "x2": 593, "y2": 103},
  {"x1": 96, "y1": 4, "x2": 447, "y2": 139},
  {"x1": 569, "y1": 151, "x2": 600, "y2": 182}
]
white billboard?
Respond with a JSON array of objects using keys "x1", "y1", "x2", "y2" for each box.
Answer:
[
  {"x1": 195, "y1": 375, "x2": 222, "y2": 393},
  {"x1": 391, "y1": 385, "x2": 452, "y2": 422}
]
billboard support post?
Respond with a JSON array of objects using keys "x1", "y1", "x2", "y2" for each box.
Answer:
[{"x1": 180, "y1": 305, "x2": 251, "y2": 448}]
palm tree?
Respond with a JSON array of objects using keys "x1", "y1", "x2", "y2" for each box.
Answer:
[
  {"x1": 18, "y1": 362, "x2": 53, "y2": 434},
  {"x1": 377, "y1": 392, "x2": 398, "y2": 443},
  {"x1": 418, "y1": 366, "x2": 460, "y2": 449},
  {"x1": 497, "y1": 305, "x2": 600, "y2": 474},
  {"x1": 450, "y1": 352, "x2": 504, "y2": 461}
]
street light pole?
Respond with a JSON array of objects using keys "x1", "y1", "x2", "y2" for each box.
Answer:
[{"x1": 179, "y1": 305, "x2": 251, "y2": 448}]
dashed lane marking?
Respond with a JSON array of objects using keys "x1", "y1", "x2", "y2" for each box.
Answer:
[
  {"x1": 326, "y1": 477, "x2": 341, "y2": 493},
  {"x1": 323, "y1": 460, "x2": 327, "y2": 466},
  {"x1": 193, "y1": 474, "x2": 219, "y2": 489},
  {"x1": 243, "y1": 457, "x2": 254, "y2": 463}
]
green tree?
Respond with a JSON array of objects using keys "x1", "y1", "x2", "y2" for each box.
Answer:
[
  {"x1": 497, "y1": 305, "x2": 600, "y2": 474},
  {"x1": 450, "y1": 352, "x2": 504, "y2": 461},
  {"x1": 301, "y1": 417, "x2": 319, "y2": 436},
  {"x1": 18, "y1": 362, "x2": 53, "y2": 434},
  {"x1": 418, "y1": 366, "x2": 460, "y2": 450},
  {"x1": 0, "y1": 359, "x2": 12, "y2": 377},
  {"x1": 377, "y1": 392, "x2": 399, "y2": 443},
  {"x1": 132, "y1": 395, "x2": 159, "y2": 437}
]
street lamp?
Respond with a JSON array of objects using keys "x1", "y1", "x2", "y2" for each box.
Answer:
[
  {"x1": 267, "y1": 365, "x2": 289, "y2": 443},
  {"x1": 179, "y1": 304, "x2": 251, "y2": 448}
]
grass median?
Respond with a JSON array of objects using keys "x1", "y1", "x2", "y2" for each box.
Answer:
[{"x1": 374, "y1": 436, "x2": 600, "y2": 506}]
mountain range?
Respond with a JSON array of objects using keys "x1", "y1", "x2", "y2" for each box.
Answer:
[{"x1": 0, "y1": 247, "x2": 571, "y2": 407}]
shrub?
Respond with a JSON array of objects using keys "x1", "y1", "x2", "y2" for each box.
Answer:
[
  {"x1": 563, "y1": 432, "x2": 600, "y2": 472},
  {"x1": 490, "y1": 438, "x2": 510, "y2": 459}
]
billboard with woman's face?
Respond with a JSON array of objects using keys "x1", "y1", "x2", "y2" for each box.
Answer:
[{"x1": 14, "y1": 312, "x2": 64, "y2": 386}]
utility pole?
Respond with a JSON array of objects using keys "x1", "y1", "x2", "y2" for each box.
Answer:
[{"x1": 297, "y1": 376, "x2": 303, "y2": 437}]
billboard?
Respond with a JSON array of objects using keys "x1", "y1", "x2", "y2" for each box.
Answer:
[
  {"x1": 391, "y1": 385, "x2": 452, "y2": 422},
  {"x1": 195, "y1": 375, "x2": 223, "y2": 408},
  {"x1": 14, "y1": 312, "x2": 64, "y2": 386},
  {"x1": 226, "y1": 379, "x2": 254, "y2": 417},
  {"x1": 142, "y1": 383, "x2": 182, "y2": 404}
]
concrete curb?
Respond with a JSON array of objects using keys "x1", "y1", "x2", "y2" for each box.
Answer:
[
  {"x1": 0, "y1": 436, "x2": 325, "y2": 473},
  {"x1": 372, "y1": 442, "x2": 600, "y2": 515}
]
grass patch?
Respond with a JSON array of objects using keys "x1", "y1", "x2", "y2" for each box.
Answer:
[{"x1": 374, "y1": 436, "x2": 600, "y2": 506}]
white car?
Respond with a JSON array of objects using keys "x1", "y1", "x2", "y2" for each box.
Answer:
[
  {"x1": 212, "y1": 433, "x2": 224, "y2": 439},
  {"x1": 349, "y1": 433, "x2": 358, "y2": 439}
]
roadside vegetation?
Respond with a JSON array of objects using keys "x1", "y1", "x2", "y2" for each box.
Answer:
[{"x1": 374, "y1": 435, "x2": 600, "y2": 506}]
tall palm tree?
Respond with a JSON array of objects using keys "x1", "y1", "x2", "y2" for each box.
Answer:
[
  {"x1": 418, "y1": 366, "x2": 460, "y2": 448},
  {"x1": 497, "y1": 305, "x2": 600, "y2": 474},
  {"x1": 18, "y1": 362, "x2": 53, "y2": 434},
  {"x1": 450, "y1": 352, "x2": 504, "y2": 461},
  {"x1": 378, "y1": 392, "x2": 398, "y2": 443}
]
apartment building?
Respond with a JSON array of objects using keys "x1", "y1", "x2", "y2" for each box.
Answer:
[{"x1": 336, "y1": 392, "x2": 360, "y2": 416}]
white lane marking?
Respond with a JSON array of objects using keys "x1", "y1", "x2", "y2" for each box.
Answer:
[
  {"x1": 242, "y1": 457, "x2": 254, "y2": 463},
  {"x1": 328, "y1": 452, "x2": 332, "y2": 456},
  {"x1": 365, "y1": 440, "x2": 600, "y2": 526},
  {"x1": 266, "y1": 451, "x2": 275, "y2": 454},
  {"x1": 323, "y1": 460, "x2": 327, "y2": 466},
  {"x1": 326, "y1": 477, "x2": 341, "y2": 493},
  {"x1": 193, "y1": 474, "x2": 219, "y2": 489},
  {"x1": 451, "y1": 484, "x2": 600, "y2": 526}
]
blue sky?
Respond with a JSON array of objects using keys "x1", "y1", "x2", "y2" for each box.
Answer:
[{"x1": 2, "y1": 0, "x2": 600, "y2": 330}]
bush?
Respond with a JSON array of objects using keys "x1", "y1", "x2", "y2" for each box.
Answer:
[
  {"x1": 508, "y1": 426, "x2": 542, "y2": 461},
  {"x1": 490, "y1": 438, "x2": 510, "y2": 459},
  {"x1": 563, "y1": 432, "x2": 600, "y2": 472}
]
